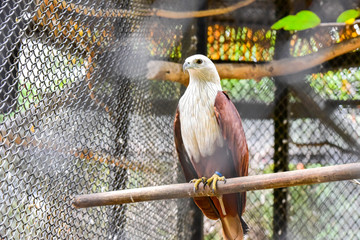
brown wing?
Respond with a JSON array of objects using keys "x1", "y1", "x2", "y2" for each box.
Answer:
[
  {"x1": 214, "y1": 91, "x2": 249, "y2": 215},
  {"x1": 174, "y1": 108, "x2": 198, "y2": 181},
  {"x1": 174, "y1": 108, "x2": 220, "y2": 220}
]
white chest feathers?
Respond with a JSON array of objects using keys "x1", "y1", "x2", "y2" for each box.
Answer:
[{"x1": 178, "y1": 82, "x2": 224, "y2": 162}]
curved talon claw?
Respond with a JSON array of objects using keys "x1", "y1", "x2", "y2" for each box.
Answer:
[
  {"x1": 206, "y1": 173, "x2": 226, "y2": 193},
  {"x1": 203, "y1": 180, "x2": 208, "y2": 189},
  {"x1": 190, "y1": 177, "x2": 207, "y2": 190}
]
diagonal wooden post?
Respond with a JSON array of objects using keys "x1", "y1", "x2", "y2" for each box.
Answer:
[{"x1": 73, "y1": 163, "x2": 360, "y2": 209}]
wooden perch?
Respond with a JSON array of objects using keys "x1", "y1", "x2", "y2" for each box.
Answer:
[
  {"x1": 73, "y1": 162, "x2": 360, "y2": 208},
  {"x1": 147, "y1": 36, "x2": 360, "y2": 85}
]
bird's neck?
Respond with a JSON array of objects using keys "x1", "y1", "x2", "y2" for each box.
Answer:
[
  {"x1": 188, "y1": 69, "x2": 221, "y2": 86},
  {"x1": 180, "y1": 78, "x2": 222, "y2": 109}
]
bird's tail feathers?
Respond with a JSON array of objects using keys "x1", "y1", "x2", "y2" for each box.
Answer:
[
  {"x1": 240, "y1": 216, "x2": 249, "y2": 235},
  {"x1": 220, "y1": 214, "x2": 244, "y2": 240}
]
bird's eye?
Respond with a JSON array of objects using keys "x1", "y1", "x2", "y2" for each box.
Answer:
[{"x1": 195, "y1": 59, "x2": 203, "y2": 64}]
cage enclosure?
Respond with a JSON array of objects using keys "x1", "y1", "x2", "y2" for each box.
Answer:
[{"x1": 0, "y1": 0, "x2": 359, "y2": 239}]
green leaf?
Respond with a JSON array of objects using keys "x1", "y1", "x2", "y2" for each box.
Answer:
[
  {"x1": 271, "y1": 15, "x2": 296, "y2": 30},
  {"x1": 271, "y1": 10, "x2": 321, "y2": 31},
  {"x1": 288, "y1": 11, "x2": 321, "y2": 30},
  {"x1": 336, "y1": 9, "x2": 360, "y2": 23}
]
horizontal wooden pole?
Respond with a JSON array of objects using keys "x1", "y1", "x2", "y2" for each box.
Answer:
[
  {"x1": 73, "y1": 163, "x2": 360, "y2": 208},
  {"x1": 146, "y1": 37, "x2": 360, "y2": 85}
]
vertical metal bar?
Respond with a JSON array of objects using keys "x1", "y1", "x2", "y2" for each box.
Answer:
[
  {"x1": 105, "y1": 49, "x2": 132, "y2": 239},
  {"x1": 195, "y1": 6, "x2": 207, "y2": 57},
  {"x1": 188, "y1": 200, "x2": 204, "y2": 240},
  {"x1": 273, "y1": 78, "x2": 289, "y2": 240},
  {"x1": 0, "y1": 0, "x2": 24, "y2": 113},
  {"x1": 273, "y1": 1, "x2": 291, "y2": 239},
  {"x1": 106, "y1": 1, "x2": 133, "y2": 236},
  {"x1": 109, "y1": 75, "x2": 131, "y2": 238}
]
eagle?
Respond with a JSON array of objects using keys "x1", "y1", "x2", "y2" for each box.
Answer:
[{"x1": 174, "y1": 54, "x2": 249, "y2": 240}]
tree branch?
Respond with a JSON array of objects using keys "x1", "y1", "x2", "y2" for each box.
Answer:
[
  {"x1": 147, "y1": 36, "x2": 360, "y2": 85},
  {"x1": 73, "y1": 162, "x2": 360, "y2": 208},
  {"x1": 153, "y1": 0, "x2": 255, "y2": 19},
  {"x1": 290, "y1": 139, "x2": 359, "y2": 155},
  {"x1": 318, "y1": 19, "x2": 360, "y2": 27},
  {"x1": 45, "y1": 0, "x2": 255, "y2": 19}
]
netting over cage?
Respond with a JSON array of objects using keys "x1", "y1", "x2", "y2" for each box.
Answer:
[{"x1": 0, "y1": 0, "x2": 359, "y2": 239}]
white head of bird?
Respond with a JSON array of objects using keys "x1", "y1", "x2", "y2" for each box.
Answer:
[{"x1": 183, "y1": 54, "x2": 221, "y2": 86}]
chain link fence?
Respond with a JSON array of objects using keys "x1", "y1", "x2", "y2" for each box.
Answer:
[{"x1": 0, "y1": 0, "x2": 359, "y2": 239}]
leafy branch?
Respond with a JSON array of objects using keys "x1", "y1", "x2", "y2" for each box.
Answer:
[{"x1": 272, "y1": 9, "x2": 360, "y2": 31}]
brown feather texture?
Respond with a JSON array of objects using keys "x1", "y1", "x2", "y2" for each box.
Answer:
[{"x1": 174, "y1": 55, "x2": 249, "y2": 240}]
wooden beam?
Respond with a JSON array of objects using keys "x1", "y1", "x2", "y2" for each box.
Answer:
[
  {"x1": 146, "y1": 36, "x2": 360, "y2": 85},
  {"x1": 73, "y1": 162, "x2": 360, "y2": 208}
]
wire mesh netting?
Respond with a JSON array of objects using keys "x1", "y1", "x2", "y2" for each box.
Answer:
[{"x1": 0, "y1": 0, "x2": 359, "y2": 239}]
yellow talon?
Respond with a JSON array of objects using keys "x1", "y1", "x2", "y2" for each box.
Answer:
[
  {"x1": 206, "y1": 173, "x2": 226, "y2": 192},
  {"x1": 190, "y1": 177, "x2": 207, "y2": 190}
]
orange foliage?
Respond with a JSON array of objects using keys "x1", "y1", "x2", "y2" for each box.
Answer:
[{"x1": 207, "y1": 25, "x2": 275, "y2": 62}]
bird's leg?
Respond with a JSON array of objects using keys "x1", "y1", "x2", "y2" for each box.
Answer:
[
  {"x1": 206, "y1": 171, "x2": 227, "y2": 216},
  {"x1": 190, "y1": 177, "x2": 207, "y2": 191},
  {"x1": 206, "y1": 171, "x2": 226, "y2": 192},
  {"x1": 217, "y1": 195, "x2": 227, "y2": 216}
]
